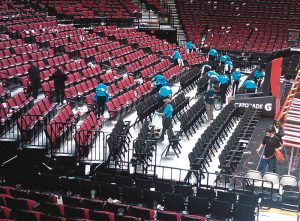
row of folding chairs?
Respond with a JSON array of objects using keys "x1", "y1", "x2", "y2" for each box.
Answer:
[
  {"x1": 106, "y1": 118, "x2": 131, "y2": 166},
  {"x1": 169, "y1": 92, "x2": 190, "y2": 123},
  {"x1": 17, "y1": 97, "x2": 56, "y2": 142},
  {"x1": 195, "y1": 75, "x2": 209, "y2": 97},
  {"x1": 132, "y1": 121, "x2": 158, "y2": 170},
  {"x1": 179, "y1": 66, "x2": 202, "y2": 93},
  {"x1": 139, "y1": 58, "x2": 172, "y2": 81},
  {"x1": 219, "y1": 107, "x2": 261, "y2": 174},
  {"x1": 186, "y1": 102, "x2": 239, "y2": 180},
  {"x1": 179, "y1": 98, "x2": 207, "y2": 140},
  {"x1": 134, "y1": 95, "x2": 162, "y2": 126},
  {"x1": 44, "y1": 105, "x2": 80, "y2": 149}
]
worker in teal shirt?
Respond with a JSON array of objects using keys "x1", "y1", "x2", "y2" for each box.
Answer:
[
  {"x1": 207, "y1": 70, "x2": 219, "y2": 89},
  {"x1": 231, "y1": 68, "x2": 242, "y2": 96},
  {"x1": 159, "y1": 99, "x2": 174, "y2": 140},
  {"x1": 152, "y1": 73, "x2": 168, "y2": 94},
  {"x1": 186, "y1": 40, "x2": 194, "y2": 53},
  {"x1": 218, "y1": 74, "x2": 230, "y2": 104},
  {"x1": 208, "y1": 48, "x2": 218, "y2": 61},
  {"x1": 253, "y1": 67, "x2": 265, "y2": 88},
  {"x1": 171, "y1": 49, "x2": 181, "y2": 65},
  {"x1": 219, "y1": 54, "x2": 229, "y2": 64},
  {"x1": 94, "y1": 79, "x2": 109, "y2": 117},
  {"x1": 242, "y1": 78, "x2": 256, "y2": 93},
  {"x1": 157, "y1": 85, "x2": 172, "y2": 101}
]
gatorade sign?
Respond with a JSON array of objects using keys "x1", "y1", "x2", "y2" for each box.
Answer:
[{"x1": 233, "y1": 96, "x2": 276, "y2": 117}]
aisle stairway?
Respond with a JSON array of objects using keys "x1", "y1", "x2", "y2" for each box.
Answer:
[{"x1": 161, "y1": 0, "x2": 186, "y2": 46}]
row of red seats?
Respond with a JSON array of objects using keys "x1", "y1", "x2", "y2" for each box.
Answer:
[
  {"x1": 186, "y1": 57, "x2": 207, "y2": 66},
  {"x1": 92, "y1": 25, "x2": 117, "y2": 33},
  {"x1": 163, "y1": 65, "x2": 183, "y2": 82},
  {"x1": 64, "y1": 78, "x2": 98, "y2": 100},
  {"x1": 125, "y1": 54, "x2": 159, "y2": 74},
  {"x1": 82, "y1": 65, "x2": 103, "y2": 79},
  {"x1": 110, "y1": 46, "x2": 133, "y2": 58},
  {"x1": 70, "y1": 33, "x2": 97, "y2": 43},
  {"x1": 65, "y1": 59, "x2": 87, "y2": 73},
  {"x1": 85, "y1": 75, "x2": 138, "y2": 106},
  {"x1": 74, "y1": 111, "x2": 103, "y2": 152},
  {"x1": 138, "y1": 39, "x2": 165, "y2": 49},
  {"x1": 124, "y1": 50, "x2": 145, "y2": 64},
  {"x1": 45, "y1": 105, "x2": 79, "y2": 149},
  {"x1": 113, "y1": 31, "x2": 146, "y2": 41},
  {"x1": 102, "y1": 28, "x2": 137, "y2": 36},
  {"x1": 7, "y1": 20, "x2": 57, "y2": 33},
  {"x1": 0, "y1": 39, "x2": 24, "y2": 50},
  {"x1": 0, "y1": 92, "x2": 33, "y2": 132},
  {"x1": 12, "y1": 43, "x2": 41, "y2": 56},
  {"x1": 97, "y1": 41, "x2": 121, "y2": 53},
  {"x1": 106, "y1": 89, "x2": 139, "y2": 119},
  {"x1": 153, "y1": 59, "x2": 172, "y2": 74},
  {"x1": 19, "y1": 24, "x2": 74, "y2": 38},
  {"x1": 0, "y1": 64, "x2": 31, "y2": 81},
  {"x1": 64, "y1": 37, "x2": 109, "y2": 54},
  {"x1": 0, "y1": 84, "x2": 8, "y2": 100},
  {"x1": 17, "y1": 97, "x2": 56, "y2": 141},
  {"x1": 99, "y1": 70, "x2": 122, "y2": 85},
  {"x1": 135, "y1": 81, "x2": 152, "y2": 99},
  {"x1": 140, "y1": 59, "x2": 172, "y2": 80},
  {"x1": 151, "y1": 44, "x2": 176, "y2": 53}
]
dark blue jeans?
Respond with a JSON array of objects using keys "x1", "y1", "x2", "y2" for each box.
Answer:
[{"x1": 258, "y1": 156, "x2": 276, "y2": 173}]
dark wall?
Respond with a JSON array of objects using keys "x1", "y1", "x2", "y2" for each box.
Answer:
[{"x1": 139, "y1": 29, "x2": 178, "y2": 44}]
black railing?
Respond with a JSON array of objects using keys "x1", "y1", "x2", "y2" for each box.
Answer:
[
  {"x1": 76, "y1": 129, "x2": 107, "y2": 162},
  {"x1": 18, "y1": 113, "x2": 48, "y2": 148},
  {"x1": 0, "y1": 106, "x2": 21, "y2": 140}
]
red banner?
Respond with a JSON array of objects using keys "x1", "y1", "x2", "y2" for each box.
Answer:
[{"x1": 270, "y1": 57, "x2": 283, "y2": 117}]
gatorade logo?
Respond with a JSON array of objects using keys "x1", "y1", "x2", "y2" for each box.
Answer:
[{"x1": 264, "y1": 103, "x2": 272, "y2": 111}]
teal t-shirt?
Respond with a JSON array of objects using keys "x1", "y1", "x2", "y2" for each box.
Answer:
[{"x1": 163, "y1": 103, "x2": 173, "y2": 119}]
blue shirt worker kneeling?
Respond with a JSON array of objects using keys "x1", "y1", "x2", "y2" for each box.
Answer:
[
  {"x1": 158, "y1": 85, "x2": 172, "y2": 101},
  {"x1": 94, "y1": 79, "x2": 109, "y2": 117},
  {"x1": 231, "y1": 68, "x2": 242, "y2": 96},
  {"x1": 172, "y1": 49, "x2": 181, "y2": 65},
  {"x1": 217, "y1": 74, "x2": 230, "y2": 104},
  {"x1": 253, "y1": 68, "x2": 265, "y2": 88},
  {"x1": 152, "y1": 73, "x2": 168, "y2": 92},
  {"x1": 208, "y1": 48, "x2": 218, "y2": 61},
  {"x1": 207, "y1": 70, "x2": 219, "y2": 89},
  {"x1": 242, "y1": 78, "x2": 256, "y2": 94},
  {"x1": 159, "y1": 99, "x2": 174, "y2": 140}
]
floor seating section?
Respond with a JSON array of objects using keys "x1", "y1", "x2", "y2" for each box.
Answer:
[{"x1": 0, "y1": 173, "x2": 261, "y2": 221}]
